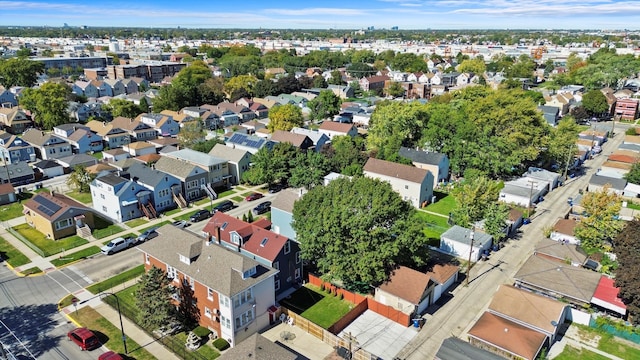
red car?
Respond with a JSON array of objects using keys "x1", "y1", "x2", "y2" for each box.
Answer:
[
  {"x1": 99, "y1": 351, "x2": 124, "y2": 360},
  {"x1": 245, "y1": 192, "x2": 264, "y2": 201},
  {"x1": 67, "y1": 327, "x2": 100, "y2": 351}
]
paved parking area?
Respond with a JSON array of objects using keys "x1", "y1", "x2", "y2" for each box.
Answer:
[
  {"x1": 338, "y1": 310, "x2": 419, "y2": 360},
  {"x1": 261, "y1": 323, "x2": 335, "y2": 360}
]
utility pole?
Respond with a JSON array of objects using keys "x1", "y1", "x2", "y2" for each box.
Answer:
[
  {"x1": 526, "y1": 179, "x2": 538, "y2": 219},
  {"x1": 465, "y1": 229, "x2": 475, "y2": 286},
  {"x1": 342, "y1": 332, "x2": 358, "y2": 359}
]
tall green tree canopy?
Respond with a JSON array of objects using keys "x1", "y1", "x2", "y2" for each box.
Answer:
[
  {"x1": 614, "y1": 220, "x2": 640, "y2": 324},
  {"x1": 152, "y1": 60, "x2": 212, "y2": 111},
  {"x1": 0, "y1": 58, "x2": 44, "y2": 88},
  {"x1": 105, "y1": 98, "x2": 144, "y2": 119},
  {"x1": 547, "y1": 117, "x2": 580, "y2": 178},
  {"x1": 242, "y1": 143, "x2": 297, "y2": 186},
  {"x1": 574, "y1": 185, "x2": 624, "y2": 251},
  {"x1": 624, "y1": 162, "x2": 640, "y2": 185},
  {"x1": 136, "y1": 266, "x2": 176, "y2": 330},
  {"x1": 288, "y1": 151, "x2": 331, "y2": 190},
  {"x1": 66, "y1": 166, "x2": 96, "y2": 193},
  {"x1": 450, "y1": 176, "x2": 503, "y2": 226},
  {"x1": 267, "y1": 104, "x2": 304, "y2": 132},
  {"x1": 20, "y1": 82, "x2": 71, "y2": 130},
  {"x1": 292, "y1": 176, "x2": 429, "y2": 290},
  {"x1": 367, "y1": 101, "x2": 429, "y2": 161},
  {"x1": 581, "y1": 89, "x2": 609, "y2": 115},
  {"x1": 308, "y1": 90, "x2": 342, "y2": 121},
  {"x1": 323, "y1": 135, "x2": 367, "y2": 175}
]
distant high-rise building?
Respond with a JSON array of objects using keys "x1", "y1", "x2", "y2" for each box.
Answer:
[{"x1": 391, "y1": 26, "x2": 399, "y2": 30}]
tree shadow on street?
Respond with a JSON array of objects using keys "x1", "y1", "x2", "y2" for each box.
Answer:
[{"x1": 0, "y1": 303, "x2": 62, "y2": 358}]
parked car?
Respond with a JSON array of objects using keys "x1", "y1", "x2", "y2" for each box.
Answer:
[
  {"x1": 67, "y1": 327, "x2": 101, "y2": 351},
  {"x1": 268, "y1": 183, "x2": 285, "y2": 193},
  {"x1": 101, "y1": 237, "x2": 135, "y2": 255},
  {"x1": 252, "y1": 201, "x2": 272, "y2": 215},
  {"x1": 172, "y1": 220, "x2": 188, "y2": 228},
  {"x1": 136, "y1": 228, "x2": 158, "y2": 243},
  {"x1": 189, "y1": 209, "x2": 211, "y2": 222},
  {"x1": 99, "y1": 351, "x2": 124, "y2": 360},
  {"x1": 212, "y1": 200, "x2": 234, "y2": 213},
  {"x1": 245, "y1": 192, "x2": 264, "y2": 201}
]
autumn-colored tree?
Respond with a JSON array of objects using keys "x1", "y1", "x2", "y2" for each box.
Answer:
[
  {"x1": 267, "y1": 104, "x2": 304, "y2": 132},
  {"x1": 574, "y1": 185, "x2": 624, "y2": 251}
]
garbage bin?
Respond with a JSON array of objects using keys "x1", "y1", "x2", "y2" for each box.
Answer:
[{"x1": 412, "y1": 319, "x2": 421, "y2": 328}]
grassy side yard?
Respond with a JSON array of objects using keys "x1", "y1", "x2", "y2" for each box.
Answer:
[
  {"x1": 0, "y1": 192, "x2": 34, "y2": 221},
  {"x1": 92, "y1": 216, "x2": 125, "y2": 239},
  {"x1": 125, "y1": 218, "x2": 148, "y2": 228},
  {"x1": 280, "y1": 285, "x2": 354, "y2": 329},
  {"x1": 65, "y1": 190, "x2": 93, "y2": 204},
  {"x1": 231, "y1": 196, "x2": 244, "y2": 203},
  {"x1": 553, "y1": 345, "x2": 609, "y2": 360},
  {"x1": 0, "y1": 235, "x2": 30, "y2": 267},
  {"x1": 87, "y1": 265, "x2": 145, "y2": 294},
  {"x1": 69, "y1": 307, "x2": 155, "y2": 360},
  {"x1": 13, "y1": 224, "x2": 88, "y2": 256},
  {"x1": 415, "y1": 210, "x2": 451, "y2": 243},
  {"x1": 424, "y1": 191, "x2": 457, "y2": 216},
  {"x1": 51, "y1": 246, "x2": 101, "y2": 267},
  {"x1": 598, "y1": 333, "x2": 640, "y2": 359}
]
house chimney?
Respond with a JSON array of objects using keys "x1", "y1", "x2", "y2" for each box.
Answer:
[
  {"x1": 215, "y1": 226, "x2": 221, "y2": 244},
  {"x1": 50, "y1": 189, "x2": 55, "y2": 196}
]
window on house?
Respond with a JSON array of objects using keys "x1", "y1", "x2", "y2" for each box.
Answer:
[
  {"x1": 295, "y1": 251, "x2": 301, "y2": 264},
  {"x1": 207, "y1": 288, "x2": 214, "y2": 300},
  {"x1": 274, "y1": 279, "x2": 280, "y2": 291},
  {"x1": 220, "y1": 315, "x2": 231, "y2": 329},
  {"x1": 234, "y1": 308, "x2": 254, "y2": 329},
  {"x1": 295, "y1": 268, "x2": 301, "y2": 279},
  {"x1": 100, "y1": 194, "x2": 105, "y2": 199},
  {"x1": 145, "y1": 254, "x2": 150, "y2": 264},
  {"x1": 405, "y1": 185, "x2": 408, "y2": 189},
  {"x1": 167, "y1": 265, "x2": 177, "y2": 280},
  {"x1": 284, "y1": 241, "x2": 290, "y2": 254},
  {"x1": 102, "y1": 205, "x2": 108, "y2": 212},
  {"x1": 221, "y1": 295, "x2": 230, "y2": 308},
  {"x1": 205, "y1": 307, "x2": 211, "y2": 318},
  {"x1": 273, "y1": 261, "x2": 279, "y2": 270},
  {"x1": 231, "y1": 233, "x2": 240, "y2": 245}
]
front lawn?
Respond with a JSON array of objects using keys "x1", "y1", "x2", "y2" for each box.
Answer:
[
  {"x1": 65, "y1": 190, "x2": 93, "y2": 204},
  {"x1": 163, "y1": 207, "x2": 183, "y2": 217},
  {"x1": 91, "y1": 152, "x2": 103, "y2": 160},
  {"x1": 280, "y1": 285, "x2": 354, "y2": 329},
  {"x1": 0, "y1": 192, "x2": 34, "y2": 221},
  {"x1": 51, "y1": 246, "x2": 101, "y2": 267},
  {"x1": 92, "y1": 224, "x2": 125, "y2": 240},
  {"x1": 87, "y1": 265, "x2": 145, "y2": 295},
  {"x1": 69, "y1": 307, "x2": 155, "y2": 360},
  {"x1": 0, "y1": 235, "x2": 31, "y2": 267},
  {"x1": 424, "y1": 191, "x2": 457, "y2": 216},
  {"x1": 12, "y1": 224, "x2": 88, "y2": 257},
  {"x1": 124, "y1": 218, "x2": 148, "y2": 228}
]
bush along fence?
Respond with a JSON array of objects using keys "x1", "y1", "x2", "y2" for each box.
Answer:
[{"x1": 103, "y1": 296, "x2": 211, "y2": 360}]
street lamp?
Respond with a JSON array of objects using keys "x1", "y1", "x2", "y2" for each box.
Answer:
[{"x1": 80, "y1": 292, "x2": 127, "y2": 354}]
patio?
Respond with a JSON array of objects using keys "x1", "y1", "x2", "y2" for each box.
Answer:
[{"x1": 261, "y1": 322, "x2": 335, "y2": 360}]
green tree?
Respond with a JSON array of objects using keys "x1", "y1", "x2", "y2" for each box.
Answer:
[
  {"x1": 581, "y1": 89, "x2": 609, "y2": 116},
  {"x1": 308, "y1": 90, "x2": 342, "y2": 121},
  {"x1": 152, "y1": 60, "x2": 212, "y2": 111},
  {"x1": 41, "y1": 49, "x2": 54, "y2": 57},
  {"x1": 253, "y1": 79, "x2": 277, "y2": 98},
  {"x1": 105, "y1": 98, "x2": 143, "y2": 118},
  {"x1": 328, "y1": 70, "x2": 343, "y2": 85},
  {"x1": 267, "y1": 104, "x2": 304, "y2": 132},
  {"x1": 0, "y1": 57, "x2": 45, "y2": 88},
  {"x1": 16, "y1": 47, "x2": 32, "y2": 58},
  {"x1": 177, "y1": 121, "x2": 205, "y2": 149},
  {"x1": 136, "y1": 266, "x2": 176, "y2": 330},
  {"x1": 198, "y1": 77, "x2": 226, "y2": 105},
  {"x1": 346, "y1": 63, "x2": 376, "y2": 78},
  {"x1": 483, "y1": 203, "x2": 509, "y2": 244},
  {"x1": 292, "y1": 176, "x2": 429, "y2": 290},
  {"x1": 242, "y1": 143, "x2": 297, "y2": 186},
  {"x1": 191, "y1": 138, "x2": 222, "y2": 154},
  {"x1": 323, "y1": 135, "x2": 367, "y2": 174},
  {"x1": 548, "y1": 117, "x2": 580, "y2": 179},
  {"x1": 450, "y1": 176, "x2": 502, "y2": 226},
  {"x1": 458, "y1": 58, "x2": 486, "y2": 75},
  {"x1": 574, "y1": 185, "x2": 624, "y2": 251},
  {"x1": 367, "y1": 101, "x2": 429, "y2": 160},
  {"x1": 66, "y1": 166, "x2": 96, "y2": 193},
  {"x1": 20, "y1": 82, "x2": 71, "y2": 129},
  {"x1": 624, "y1": 163, "x2": 640, "y2": 185},
  {"x1": 614, "y1": 220, "x2": 640, "y2": 324},
  {"x1": 289, "y1": 151, "x2": 331, "y2": 190},
  {"x1": 385, "y1": 82, "x2": 406, "y2": 98},
  {"x1": 224, "y1": 75, "x2": 257, "y2": 98}
]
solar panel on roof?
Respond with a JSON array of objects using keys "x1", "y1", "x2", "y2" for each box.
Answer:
[{"x1": 35, "y1": 195, "x2": 62, "y2": 216}]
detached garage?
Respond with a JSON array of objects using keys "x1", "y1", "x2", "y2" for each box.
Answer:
[{"x1": 440, "y1": 225, "x2": 493, "y2": 262}]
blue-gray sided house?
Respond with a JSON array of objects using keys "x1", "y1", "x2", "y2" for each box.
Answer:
[
  {"x1": 139, "y1": 113, "x2": 180, "y2": 137},
  {"x1": 290, "y1": 127, "x2": 329, "y2": 152},
  {"x1": 0, "y1": 131, "x2": 36, "y2": 163},
  {"x1": 153, "y1": 155, "x2": 207, "y2": 204},
  {"x1": 270, "y1": 188, "x2": 302, "y2": 241},
  {"x1": 90, "y1": 162, "x2": 182, "y2": 222},
  {"x1": 21, "y1": 129, "x2": 73, "y2": 161},
  {"x1": 163, "y1": 148, "x2": 231, "y2": 188},
  {"x1": 85, "y1": 120, "x2": 132, "y2": 149},
  {"x1": 52, "y1": 124, "x2": 103, "y2": 154}
]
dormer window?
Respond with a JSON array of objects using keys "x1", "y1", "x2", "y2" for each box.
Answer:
[
  {"x1": 179, "y1": 254, "x2": 191, "y2": 265},
  {"x1": 231, "y1": 232, "x2": 240, "y2": 245},
  {"x1": 242, "y1": 266, "x2": 257, "y2": 279}
]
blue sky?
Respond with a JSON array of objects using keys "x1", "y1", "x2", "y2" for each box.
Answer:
[{"x1": 2, "y1": 0, "x2": 638, "y2": 30}]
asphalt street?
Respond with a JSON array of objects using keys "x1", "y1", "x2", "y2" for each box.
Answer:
[{"x1": 396, "y1": 121, "x2": 626, "y2": 360}]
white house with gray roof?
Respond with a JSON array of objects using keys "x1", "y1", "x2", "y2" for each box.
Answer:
[
  {"x1": 363, "y1": 157, "x2": 434, "y2": 208},
  {"x1": 162, "y1": 148, "x2": 231, "y2": 188},
  {"x1": 440, "y1": 225, "x2": 493, "y2": 262},
  {"x1": 138, "y1": 225, "x2": 277, "y2": 347},
  {"x1": 398, "y1": 147, "x2": 450, "y2": 188},
  {"x1": 208, "y1": 144, "x2": 251, "y2": 185}
]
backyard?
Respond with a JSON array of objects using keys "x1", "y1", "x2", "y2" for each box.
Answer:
[
  {"x1": 12, "y1": 224, "x2": 87, "y2": 257},
  {"x1": 414, "y1": 210, "x2": 450, "y2": 244},
  {"x1": 65, "y1": 190, "x2": 93, "y2": 204},
  {"x1": 0, "y1": 191, "x2": 33, "y2": 221},
  {"x1": 424, "y1": 191, "x2": 457, "y2": 216},
  {"x1": 280, "y1": 285, "x2": 354, "y2": 329},
  {"x1": 553, "y1": 345, "x2": 608, "y2": 360}
]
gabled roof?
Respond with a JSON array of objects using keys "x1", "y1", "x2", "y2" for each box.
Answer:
[
  {"x1": 534, "y1": 238, "x2": 587, "y2": 265},
  {"x1": 514, "y1": 254, "x2": 601, "y2": 303},
  {"x1": 21, "y1": 129, "x2": 66, "y2": 147},
  {"x1": 270, "y1": 130, "x2": 310, "y2": 148},
  {"x1": 468, "y1": 312, "x2": 546, "y2": 360},
  {"x1": 127, "y1": 161, "x2": 177, "y2": 187},
  {"x1": 435, "y1": 337, "x2": 505, "y2": 360},
  {"x1": 318, "y1": 121, "x2": 355, "y2": 134},
  {"x1": 589, "y1": 174, "x2": 627, "y2": 190},
  {"x1": 378, "y1": 266, "x2": 432, "y2": 304},
  {"x1": 138, "y1": 225, "x2": 276, "y2": 297},
  {"x1": 56, "y1": 153, "x2": 98, "y2": 168},
  {"x1": 218, "y1": 333, "x2": 298, "y2": 360},
  {"x1": 0, "y1": 162, "x2": 34, "y2": 182},
  {"x1": 398, "y1": 147, "x2": 447, "y2": 166},
  {"x1": 489, "y1": 285, "x2": 567, "y2": 335},
  {"x1": 0, "y1": 183, "x2": 15, "y2": 196},
  {"x1": 154, "y1": 156, "x2": 201, "y2": 180},
  {"x1": 33, "y1": 159, "x2": 62, "y2": 170},
  {"x1": 363, "y1": 157, "x2": 429, "y2": 184},
  {"x1": 270, "y1": 188, "x2": 302, "y2": 213},
  {"x1": 85, "y1": 162, "x2": 117, "y2": 175},
  {"x1": 227, "y1": 132, "x2": 273, "y2": 150},
  {"x1": 208, "y1": 143, "x2": 250, "y2": 163},
  {"x1": 24, "y1": 191, "x2": 90, "y2": 221},
  {"x1": 552, "y1": 218, "x2": 578, "y2": 236}
]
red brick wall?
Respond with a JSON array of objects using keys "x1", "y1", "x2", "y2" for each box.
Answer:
[
  {"x1": 144, "y1": 253, "x2": 222, "y2": 337},
  {"x1": 308, "y1": 273, "x2": 411, "y2": 327}
]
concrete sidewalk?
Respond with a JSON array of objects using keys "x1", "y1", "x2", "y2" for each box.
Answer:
[{"x1": 61, "y1": 286, "x2": 179, "y2": 360}]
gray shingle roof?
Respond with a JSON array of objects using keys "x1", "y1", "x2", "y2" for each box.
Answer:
[
  {"x1": 95, "y1": 173, "x2": 127, "y2": 187},
  {"x1": 138, "y1": 225, "x2": 276, "y2": 297},
  {"x1": 270, "y1": 188, "x2": 303, "y2": 213},
  {"x1": 208, "y1": 143, "x2": 250, "y2": 163},
  {"x1": 589, "y1": 174, "x2": 627, "y2": 190},
  {"x1": 435, "y1": 337, "x2": 505, "y2": 360},
  {"x1": 218, "y1": 334, "x2": 298, "y2": 360},
  {"x1": 398, "y1": 146, "x2": 447, "y2": 166},
  {"x1": 164, "y1": 148, "x2": 226, "y2": 167},
  {"x1": 127, "y1": 162, "x2": 176, "y2": 188},
  {"x1": 154, "y1": 156, "x2": 200, "y2": 180},
  {"x1": 441, "y1": 225, "x2": 493, "y2": 247}
]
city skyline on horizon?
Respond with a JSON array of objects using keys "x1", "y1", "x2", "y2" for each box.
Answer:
[{"x1": 1, "y1": 0, "x2": 639, "y2": 31}]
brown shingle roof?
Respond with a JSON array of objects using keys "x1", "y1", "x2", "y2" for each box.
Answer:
[
  {"x1": 489, "y1": 285, "x2": 567, "y2": 334},
  {"x1": 24, "y1": 191, "x2": 89, "y2": 221},
  {"x1": 468, "y1": 312, "x2": 546, "y2": 360},
  {"x1": 270, "y1": 130, "x2": 309, "y2": 148},
  {"x1": 426, "y1": 263, "x2": 459, "y2": 284},
  {"x1": 318, "y1": 121, "x2": 355, "y2": 134},
  {"x1": 363, "y1": 157, "x2": 428, "y2": 183},
  {"x1": 534, "y1": 238, "x2": 587, "y2": 265},
  {"x1": 552, "y1": 218, "x2": 577, "y2": 236},
  {"x1": 378, "y1": 266, "x2": 431, "y2": 304}
]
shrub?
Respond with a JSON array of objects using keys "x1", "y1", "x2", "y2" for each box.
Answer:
[
  {"x1": 212, "y1": 338, "x2": 230, "y2": 351},
  {"x1": 192, "y1": 326, "x2": 211, "y2": 338}
]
